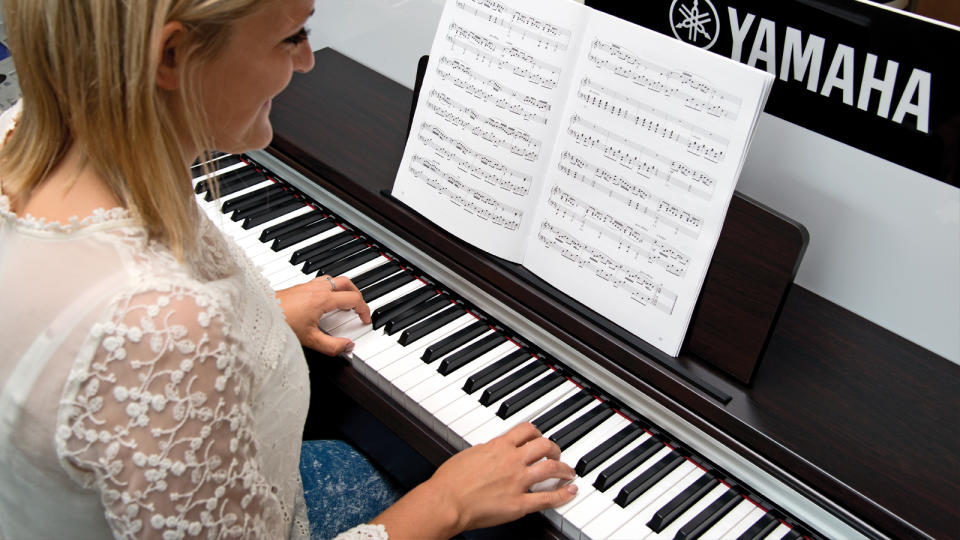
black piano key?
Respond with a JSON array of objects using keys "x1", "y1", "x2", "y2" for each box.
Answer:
[
  {"x1": 576, "y1": 423, "x2": 642, "y2": 476},
  {"x1": 463, "y1": 349, "x2": 530, "y2": 395},
  {"x1": 231, "y1": 191, "x2": 297, "y2": 222},
  {"x1": 549, "y1": 404, "x2": 615, "y2": 450},
  {"x1": 613, "y1": 451, "x2": 685, "y2": 507},
  {"x1": 221, "y1": 183, "x2": 285, "y2": 214},
  {"x1": 206, "y1": 168, "x2": 265, "y2": 200},
  {"x1": 496, "y1": 371, "x2": 564, "y2": 419},
  {"x1": 531, "y1": 390, "x2": 594, "y2": 434},
  {"x1": 271, "y1": 219, "x2": 338, "y2": 251},
  {"x1": 676, "y1": 489, "x2": 742, "y2": 540},
  {"x1": 385, "y1": 296, "x2": 451, "y2": 336},
  {"x1": 438, "y1": 333, "x2": 508, "y2": 376},
  {"x1": 242, "y1": 199, "x2": 307, "y2": 229},
  {"x1": 352, "y1": 261, "x2": 402, "y2": 290},
  {"x1": 371, "y1": 287, "x2": 438, "y2": 329},
  {"x1": 361, "y1": 271, "x2": 416, "y2": 302},
  {"x1": 737, "y1": 513, "x2": 780, "y2": 540},
  {"x1": 398, "y1": 306, "x2": 466, "y2": 346},
  {"x1": 302, "y1": 238, "x2": 367, "y2": 274},
  {"x1": 260, "y1": 210, "x2": 325, "y2": 242},
  {"x1": 477, "y1": 360, "x2": 549, "y2": 405},
  {"x1": 291, "y1": 230, "x2": 354, "y2": 265},
  {"x1": 594, "y1": 436, "x2": 662, "y2": 492},
  {"x1": 646, "y1": 474, "x2": 719, "y2": 532},
  {"x1": 421, "y1": 321, "x2": 489, "y2": 363},
  {"x1": 321, "y1": 248, "x2": 380, "y2": 278}
]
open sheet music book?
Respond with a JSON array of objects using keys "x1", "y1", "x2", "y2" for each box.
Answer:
[{"x1": 391, "y1": 0, "x2": 774, "y2": 357}]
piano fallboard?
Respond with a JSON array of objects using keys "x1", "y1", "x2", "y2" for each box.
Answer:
[{"x1": 255, "y1": 48, "x2": 956, "y2": 539}]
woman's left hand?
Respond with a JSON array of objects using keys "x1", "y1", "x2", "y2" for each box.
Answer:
[{"x1": 275, "y1": 275, "x2": 371, "y2": 355}]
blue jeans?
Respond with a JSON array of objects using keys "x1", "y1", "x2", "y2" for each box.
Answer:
[{"x1": 299, "y1": 439, "x2": 404, "y2": 539}]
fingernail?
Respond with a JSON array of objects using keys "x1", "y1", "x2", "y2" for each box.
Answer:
[
  {"x1": 567, "y1": 484, "x2": 578, "y2": 495},
  {"x1": 345, "y1": 342, "x2": 355, "y2": 353}
]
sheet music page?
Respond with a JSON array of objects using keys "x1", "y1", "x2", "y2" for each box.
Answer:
[
  {"x1": 523, "y1": 11, "x2": 773, "y2": 356},
  {"x1": 392, "y1": 0, "x2": 589, "y2": 262}
]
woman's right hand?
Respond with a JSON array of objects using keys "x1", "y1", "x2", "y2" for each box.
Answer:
[{"x1": 370, "y1": 423, "x2": 578, "y2": 539}]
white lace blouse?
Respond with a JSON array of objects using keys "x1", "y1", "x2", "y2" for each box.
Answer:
[{"x1": 0, "y1": 102, "x2": 387, "y2": 540}]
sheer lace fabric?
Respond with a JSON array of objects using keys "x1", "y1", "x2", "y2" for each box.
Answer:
[{"x1": 0, "y1": 104, "x2": 386, "y2": 540}]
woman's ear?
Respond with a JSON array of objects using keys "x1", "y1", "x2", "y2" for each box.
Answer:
[{"x1": 155, "y1": 21, "x2": 186, "y2": 91}]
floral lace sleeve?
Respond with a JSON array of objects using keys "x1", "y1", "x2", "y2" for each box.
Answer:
[{"x1": 57, "y1": 287, "x2": 287, "y2": 538}]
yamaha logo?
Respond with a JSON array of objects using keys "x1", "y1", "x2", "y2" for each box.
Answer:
[{"x1": 669, "y1": 0, "x2": 720, "y2": 50}]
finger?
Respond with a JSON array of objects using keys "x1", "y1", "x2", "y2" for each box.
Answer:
[
  {"x1": 527, "y1": 457, "x2": 575, "y2": 486},
  {"x1": 499, "y1": 422, "x2": 542, "y2": 447},
  {"x1": 521, "y1": 436, "x2": 562, "y2": 464},
  {"x1": 517, "y1": 483, "x2": 579, "y2": 514},
  {"x1": 327, "y1": 290, "x2": 372, "y2": 323},
  {"x1": 307, "y1": 330, "x2": 354, "y2": 356}
]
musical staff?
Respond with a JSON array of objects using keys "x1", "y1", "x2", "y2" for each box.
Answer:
[
  {"x1": 436, "y1": 56, "x2": 550, "y2": 125},
  {"x1": 418, "y1": 122, "x2": 533, "y2": 196},
  {"x1": 427, "y1": 89, "x2": 542, "y2": 161},
  {"x1": 409, "y1": 154, "x2": 523, "y2": 231},
  {"x1": 557, "y1": 150, "x2": 703, "y2": 239},
  {"x1": 446, "y1": 23, "x2": 562, "y2": 89},
  {"x1": 536, "y1": 220, "x2": 678, "y2": 314},
  {"x1": 578, "y1": 78, "x2": 729, "y2": 163},
  {"x1": 566, "y1": 115, "x2": 716, "y2": 200},
  {"x1": 455, "y1": 0, "x2": 573, "y2": 52},
  {"x1": 544, "y1": 186, "x2": 690, "y2": 277},
  {"x1": 588, "y1": 39, "x2": 742, "y2": 120}
]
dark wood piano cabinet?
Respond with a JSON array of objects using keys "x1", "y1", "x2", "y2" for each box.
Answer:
[{"x1": 268, "y1": 48, "x2": 959, "y2": 540}]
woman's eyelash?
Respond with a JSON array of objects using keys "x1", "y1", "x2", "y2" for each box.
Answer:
[{"x1": 284, "y1": 27, "x2": 309, "y2": 45}]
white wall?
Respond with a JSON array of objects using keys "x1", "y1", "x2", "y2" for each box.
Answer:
[{"x1": 306, "y1": 0, "x2": 960, "y2": 363}]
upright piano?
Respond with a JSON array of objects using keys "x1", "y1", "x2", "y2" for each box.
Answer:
[{"x1": 196, "y1": 48, "x2": 958, "y2": 539}]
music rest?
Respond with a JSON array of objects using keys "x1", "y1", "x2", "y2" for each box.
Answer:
[{"x1": 406, "y1": 54, "x2": 808, "y2": 386}]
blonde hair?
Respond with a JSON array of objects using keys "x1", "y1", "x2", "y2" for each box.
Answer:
[{"x1": 0, "y1": 0, "x2": 263, "y2": 260}]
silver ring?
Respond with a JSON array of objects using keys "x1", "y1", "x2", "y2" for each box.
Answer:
[{"x1": 325, "y1": 276, "x2": 336, "y2": 291}]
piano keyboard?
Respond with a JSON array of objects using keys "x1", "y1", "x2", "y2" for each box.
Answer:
[{"x1": 193, "y1": 153, "x2": 863, "y2": 540}]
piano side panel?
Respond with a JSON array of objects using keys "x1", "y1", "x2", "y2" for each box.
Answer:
[{"x1": 268, "y1": 48, "x2": 960, "y2": 539}]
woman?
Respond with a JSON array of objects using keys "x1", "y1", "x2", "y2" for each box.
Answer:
[{"x1": 0, "y1": 0, "x2": 577, "y2": 538}]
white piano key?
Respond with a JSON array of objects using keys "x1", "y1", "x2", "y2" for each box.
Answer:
[
  {"x1": 579, "y1": 462, "x2": 701, "y2": 540},
  {"x1": 763, "y1": 522, "x2": 794, "y2": 540},
  {"x1": 561, "y1": 445, "x2": 673, "y2": 537},
  {"x1": 707, "y1": 502, "x2": 765, "y2": 539}
]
